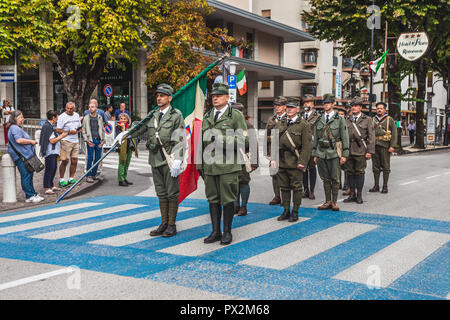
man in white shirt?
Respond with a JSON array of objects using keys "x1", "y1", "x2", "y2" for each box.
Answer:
[{"x1": 56, "y1": 101, "x2": 82, "y2": 187}]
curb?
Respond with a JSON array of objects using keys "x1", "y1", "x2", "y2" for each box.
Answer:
[
  {"x1": 0, "y1": 177, "x2": 103, "y2": 214},
  {"x1": 396, "y1": 146, "x2": 450, "y2": 155}
]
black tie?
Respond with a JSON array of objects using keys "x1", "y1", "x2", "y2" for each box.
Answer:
[
  {"x1": 305, "y1": 114, "x2": 309, "y2": 120},
  {"x1": 214, "y1": 110, "x2": 220, "y2": 123},
  {"x1": 159, "y1": 112, "x2": 164, "y2": 122},
  {"x1": 326, "y1": 115, "x2": 329, "y2": 123},
  {"x1": 287, "y1": 119, "x2": 292, "y2": 126}
]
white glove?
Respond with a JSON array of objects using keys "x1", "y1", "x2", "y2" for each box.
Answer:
[
  {"x1": 114, "y1": 131, "x2": 128, "y2": 145},
  {"x1": 170, "y1": 159, "x2": 183, "y2": 177}
]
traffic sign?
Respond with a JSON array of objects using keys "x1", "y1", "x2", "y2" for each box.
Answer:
[
  {"x1": 0, "y1": 65, "x2": 14, "y2": 82},
  {"x1": 228, "y1": 75, "x2": 237, "y2": 89},
  {"x1": 103, "y1": 84, "x2": 113, "y2": 98}
]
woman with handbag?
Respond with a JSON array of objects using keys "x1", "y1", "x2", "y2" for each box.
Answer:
[{"x1": 7, "y1": 110, "x2": 44, "y2": 203}]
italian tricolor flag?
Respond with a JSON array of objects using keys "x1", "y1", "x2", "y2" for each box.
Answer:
[
  {"x1": 171, "y1": 59, "x2": 220, "y2": 203},
  {"x1": 369, "y1": 50, "x2": 389, "y2": 74},
  {"x1": 237, "y1": 69, "x2": 247, "y2": 95}
]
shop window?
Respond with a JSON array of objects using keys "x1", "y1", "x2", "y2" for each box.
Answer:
[{"x1": 261, "y1": 81, "x2": 271, "y2": 89}]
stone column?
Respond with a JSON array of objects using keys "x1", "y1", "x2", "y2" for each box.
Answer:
[
  {"x1": 274, "y1": 76, "x2": 284, "y2": 98},
  {"x1": 135, "y1": 49, "x2": 148, "y2": 119},
  {"x1": 39, "y1": 57, "x2": 54, "y2": 119},
  {"x1": 246, "y1": 71, "x2": 259, "y2": 128}
]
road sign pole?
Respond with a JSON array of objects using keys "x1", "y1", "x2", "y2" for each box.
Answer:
[{"x1": 14, "y1": 50, "x2": 18, "y2": 108}]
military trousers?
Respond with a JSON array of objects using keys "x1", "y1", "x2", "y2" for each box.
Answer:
[
  {"x1": 344, "y1": 155, "x2": 367, "y2": 176},
  {"x1": 317, "y1": 157, "x2": 340, "y2": 202},
  {"x1": 317, "y1": 158, "x2": 341, "y2": 185},
  {"x1": 372, "y1": 145, "x2": 391, "y2": 174},
  {"x1": 278, "y1": 168, "x2": 303, "y2": 192},
  {"x1": 204, "y1": 172, "x2": 239, "y2": 205},
  {"x1": 151, "y1": 164, "x2": 180, "y2": 201}
]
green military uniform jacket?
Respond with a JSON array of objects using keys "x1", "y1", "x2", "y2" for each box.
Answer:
[
  {"x1": 373, "y1": 115, "x2": 397, "y2": 149},
  {"x1": 132, "y1": 105, "x2": 185, "y2": 168},
  {"x1": 277, "y1": 116, "x2": 312, "y2": 169},
  {"x1": 346, "y1": 113, "x2": 375, "y2": 156},
  {"x1": 265, "y1": 112, "x2": 286, "y2": 158},
  {"x1": 312, "y1": 111, "x2": 350, "y2": 159},
  {"x1": 197, "y1": 104, "x2": 248, "y2": 176}
]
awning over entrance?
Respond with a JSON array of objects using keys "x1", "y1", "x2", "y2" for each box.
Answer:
[
  {"x1": 229, "y1": 56, "x2": 315, "y2": 81},
  {"x1": 206, "y1": 0, "x2": 315, "y2": 43},
  {"x1": 203, "y1": 51, "x2": 315, "y2": 81}
]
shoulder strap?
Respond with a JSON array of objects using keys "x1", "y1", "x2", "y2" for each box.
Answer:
[{"x1": 285, "y1": 131, "x2": 301, "y2": 159}]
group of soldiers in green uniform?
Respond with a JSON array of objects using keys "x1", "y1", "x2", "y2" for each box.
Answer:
[
  {"x1": 115, "y1": 81, "x2": 397, "y2": 246},
  {"x1": 265, "y1": 93, "x2": 397, "y2": 213}
]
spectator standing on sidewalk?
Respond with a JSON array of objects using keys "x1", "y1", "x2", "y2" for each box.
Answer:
[
  {"x1": 39, "y1": 110, "x2": 68, "y2": 195},
  {"x1": 115, "y1": 113, "x2": 138, "y2": 187},
  {"x1": 2, "y1": 99, "x2": 15, "y2": 145},
  {"x1": 82, "y1": 99, "x2": 105, "y2": 183},
  {"x1": 407, "y1": 120, "x2": 416, "y2": 145},
  {"x1": 114, "y1": 103, "x2": 130, "y2": 122},
  {"x1": 56, "y1": 101, "x2": 82, "y2": 187},
  {"x1": 7, "y1": 110, "x2": 43, "y2": 203}
]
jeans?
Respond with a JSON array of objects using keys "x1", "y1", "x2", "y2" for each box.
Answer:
[
  {"x1": 44, "y1": 154, "x2": 58, "y2": 188},
  {"x1": 15, "y1": 158, "x2": 37, "y2": 199},
  {"x1": 86, "y1": 140, "x2": 102, "y2": 177}
]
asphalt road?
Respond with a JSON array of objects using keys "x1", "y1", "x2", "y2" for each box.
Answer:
[{"x1": 0, "y1": 147, "x2": 448, "y2": 301}]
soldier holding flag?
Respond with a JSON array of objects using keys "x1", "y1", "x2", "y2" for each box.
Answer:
[{"x1": 115, "y1": 84, "x2": 186, "y2": 238}]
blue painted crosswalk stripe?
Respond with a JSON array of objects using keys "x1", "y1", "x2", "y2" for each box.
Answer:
[{"x1": 0, "y1": 195, "x2": 448, "y2": 300}]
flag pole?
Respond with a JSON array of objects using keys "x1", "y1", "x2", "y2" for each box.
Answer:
[
  {"x1": 382, "y1": 21, "x2": 388, "y2": 103},
  {"x1": 369, "y1": 0, "x2": 375, "y2": 117},
  {"x1": 56, "y1": 142, "x2": 119, "y2": 203}
]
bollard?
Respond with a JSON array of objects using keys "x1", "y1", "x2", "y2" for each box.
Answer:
[{"x1": 1, "y1": 153, "x2": 17, "y2": 203}]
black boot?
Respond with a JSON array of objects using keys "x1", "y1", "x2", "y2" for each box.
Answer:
[
  {"x1": 204, "y1": 203, "x2": 222, "y2": 243},
  {"x1": 150, "y1": 223, "x2": 168, "y2": 236},
  {"x1": 162, "y1": 224, "x2": 177, "y2": 237},
  {"x1": 356, "y1": 175, "x2": 364, "y2": 204},
  {"x1": 220, "y1": 202, "x2": 235, "y2": 245},
  {"x1": 278, "y1": 190, "x2": 291, "y2": 221},
  {"x1": 124, "y1": 179, "x2": 133, "y2": 185}
]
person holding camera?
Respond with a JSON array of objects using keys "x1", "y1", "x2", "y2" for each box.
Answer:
[{"x1": 56, "y1": 101, "x2": 82, "y2": 187}]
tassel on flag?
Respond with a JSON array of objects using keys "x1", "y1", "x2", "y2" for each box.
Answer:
[{"x1": 369, "y1": 49, "x2": 389, "y2": 74}]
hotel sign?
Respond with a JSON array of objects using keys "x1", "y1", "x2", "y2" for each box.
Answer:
[{"x1": 396, "y1": 32, "x2": 429, "y2": 61}]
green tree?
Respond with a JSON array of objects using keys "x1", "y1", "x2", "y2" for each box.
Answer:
[
  {"x1": 0, "y1": 0, "x2": 230, "y2": 112},
  {"x1": 303, "y1": 0, "x2": 449, "y2": 149}
]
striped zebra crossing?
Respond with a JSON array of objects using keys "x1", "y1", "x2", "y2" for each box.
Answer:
[{"x1": 0, "y1": 195, "x2": 448, "y2": 300}]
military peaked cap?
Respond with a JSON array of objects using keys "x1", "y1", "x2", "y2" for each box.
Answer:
[
  {"x1": 211, "y1": 83, "x2": 229, "y2": 95},
  {"x1": 155, "y1": 83, "x2": 174, "y2": 96}
]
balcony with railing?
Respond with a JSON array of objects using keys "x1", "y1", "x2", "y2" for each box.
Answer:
[{"x1": 342, "y1": 58, "x2": 361, "y2": 72}]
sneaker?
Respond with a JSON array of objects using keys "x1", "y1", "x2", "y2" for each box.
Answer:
[
  {"x1": 52, "y1": 187, "x2": 62, "y2": 192},
  {"x1": 86, "y1": 176, "x2": 94, "y2": 183},
  {"x1": 35, "y1": 194, "x2": 45, "y2": 201},
  {"x1": 68, "y1": 178, "x2": 77, "y2": 185},
  {"x1": 59, "y1": 180, "x2": 69, "y2": 187},
  {"x1": 25, "y1": 196, "x2": 44, "y2": 203}
]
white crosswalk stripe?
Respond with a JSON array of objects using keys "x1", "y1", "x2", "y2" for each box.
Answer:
[
  {"x1": 32, "y1": 209, "x2": 160, "y2": 240},
  {"x1": 158, "y1": 217, "x2": 310, "y2": 257},
  {"x1": 0, "y1": 204, "x2": 146, "y2": 235},
  {"x1": 333, "y1": 230, "x2": 450, "y2": 287},
  {"x1": 0, "y1": 203, "x2": 103, "y2": 224},
  {"x1": 240, "y1": 223, "x2": 378, "y2": 270},
  {"x1": 89, "y1": 209, "x2": 207, "y2": 247}
]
